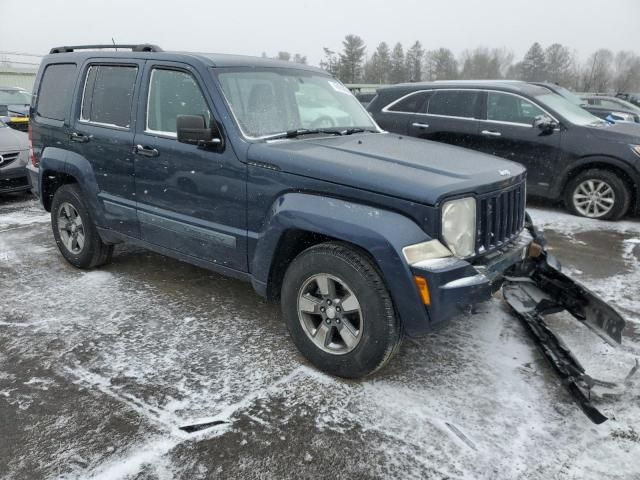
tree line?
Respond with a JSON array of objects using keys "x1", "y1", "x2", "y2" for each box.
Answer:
[{"x1": 313, "y1": 35, "x2": 640, "y2": 93}]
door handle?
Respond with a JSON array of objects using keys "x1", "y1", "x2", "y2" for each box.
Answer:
[
  {"x1": 69, "y1": 132, "x2": 90, "y2": 143},
  {"x1": 481, "y1": 130, "x2": 502, "y2": 137},
  {"x1": 412, "y1": 122, "x2": 430, "y2": 129},
  {"x1": 133, "y1": 144, "x2": 160, "y2": 158}
]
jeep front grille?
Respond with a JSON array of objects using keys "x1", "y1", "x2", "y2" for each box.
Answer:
[{"x1": 476, "y1": 181, "x2": 526, "y2": 254}]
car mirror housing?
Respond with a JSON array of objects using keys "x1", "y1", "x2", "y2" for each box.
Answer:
[
  {"x1": 533, "y1": 115, "x2": 558, "y2": 134},
  {"x1": 176, "y1": 114, "x2": 223, "y2": 148}
]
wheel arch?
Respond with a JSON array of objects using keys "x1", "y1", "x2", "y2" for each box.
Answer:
[
  {"x1": 558, "y1": 156, "x2": 638, "y2": 210},
  {"x1": 250, "y1": 193, "x2": 434, "y2": 336}
]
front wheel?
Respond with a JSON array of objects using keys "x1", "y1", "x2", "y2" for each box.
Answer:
[
  {"x1": 564, "y1": 169, "x2": 630, "y2": 220},
  {"x1": 281, "y1": 242, "x2": 402, "y2": 378},
  {"x1": 51, "y1": 184, "x2": 113, "y2": 269}
]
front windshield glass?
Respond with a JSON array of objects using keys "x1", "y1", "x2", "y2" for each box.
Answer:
[
  {"x1": 552, "y1": 86, "x2": 585, "y2": 106},
  {"x1": 0, "y1": 89, "x2": 32, "y2": 105},
  {"x1": 214, "y1": 68, "x2": 377, "y2": 138},
  {"x1": 535, "y1": 93, "x2": 605, "y2": 126}
]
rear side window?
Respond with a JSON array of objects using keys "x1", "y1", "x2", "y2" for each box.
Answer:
[
  {"x1": 36, "y1": 63, "x2": 77, "y2": 121},
  {"x1": 428, "y1": 90, "x2": 478, "y2": 118},
  {"x1": 386, "y1": 91, "x2": 432, "y2": 113},
  {"x1": 146, "y1": 69, "x2": 211, "y2": 135},
  {"x1": 81, "y1": 65, "x2": 138, "y2": 128}
]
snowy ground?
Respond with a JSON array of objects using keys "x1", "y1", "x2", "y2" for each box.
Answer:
[{"x1": 0, "y1": 192, "x2": 639, "y2": 480}]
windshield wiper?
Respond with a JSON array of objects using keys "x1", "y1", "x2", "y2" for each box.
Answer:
[{"x1": 266, "y1": 127, "x2": 378, "y2": 140}]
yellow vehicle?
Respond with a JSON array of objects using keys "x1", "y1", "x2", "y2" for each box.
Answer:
[{"x1": 0, "y1": 87, "x2": 31, "y2": 132}]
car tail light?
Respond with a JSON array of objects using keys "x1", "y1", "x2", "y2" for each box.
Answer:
[{"x1": 28, "y1": 124, "x2": 37, "y2": 167}]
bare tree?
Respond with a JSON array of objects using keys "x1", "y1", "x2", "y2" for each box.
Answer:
[
  {"x1": 424, "y1": 48, "x2": 458, "y2": 80},
  {"x1": 582, "y1": 49, "x2": 614, "y2": 92}
]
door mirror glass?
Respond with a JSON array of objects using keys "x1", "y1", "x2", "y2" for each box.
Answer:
[
  {"x1": 176, "y1": 114, "x2": 222, "y2": 147},
  {"x1": 533, "y1": 115, "x2": 558, "y2": 133}
]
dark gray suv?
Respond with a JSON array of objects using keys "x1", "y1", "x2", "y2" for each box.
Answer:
[{"x1": 369, "y1": 81, "x2": 640, "y2": 220}]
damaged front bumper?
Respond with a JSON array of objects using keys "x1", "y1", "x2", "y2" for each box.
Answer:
[
  {"x1": 503, "y1": 215, "x2": 634, "y2": 424},
  {"x1": 413, "y1": 213, "x2": 634, "y2": 423}
]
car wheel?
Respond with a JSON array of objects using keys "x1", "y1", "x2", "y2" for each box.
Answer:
[
  {"x1": 565, "y1": 169, "x2": 630, "y2": 220},
  {"x1": 281, "y1": 242, "x2": 402, "y2": 378},
  {"x1": 51, "y1": 184, "x2": 114, "y2": 268}
]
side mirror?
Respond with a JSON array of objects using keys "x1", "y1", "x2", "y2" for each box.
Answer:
[
  {"x1": 176, "y1": 115, "x2": 223, "y2": 148},
  {"x1": 533, "y1": 115, "x2": 558, "y2": 134}
]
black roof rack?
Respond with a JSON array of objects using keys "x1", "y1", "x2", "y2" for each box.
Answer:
[{"x1": 49, "y1": 44, "x2": 163, "y2": 54}]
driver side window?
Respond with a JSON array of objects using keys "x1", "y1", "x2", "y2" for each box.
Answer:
[
  {"x1": 487, "y1": 92, "x2": 544, "y2": 125},
  {"x1": 146, "y1": 69, "x2": 212, "y2": 136}
]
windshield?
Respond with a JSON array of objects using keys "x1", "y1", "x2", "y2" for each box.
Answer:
[
  {"x1": 0, "y1": 89, "x2": 32, "y2": 105},
  {"x1": 535, "y1": 93, "x2": 605, "y2": 126},
  {"x1": 214, "y1": 68, "x2": 377, "y2": 138},
  {"x1": 550, "y1": 85, "x2": 585, "y2": 107}
]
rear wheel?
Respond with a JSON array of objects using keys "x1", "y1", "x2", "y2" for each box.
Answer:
[
  {"x1": 51, "y1": 184, "x2": 113, "y2": 268},
  {"x1": 564, "y1": 169, "x2": 630, "y2": 220},
  {"x1": 281, "y1": 242, "x2": 402, "y2": 378}
]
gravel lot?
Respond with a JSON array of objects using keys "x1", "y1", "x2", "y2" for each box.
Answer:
[{"x1": 1, "y1": 192, "x2": 639, "y2": 480}]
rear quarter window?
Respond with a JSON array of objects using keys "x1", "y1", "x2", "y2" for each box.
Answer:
[
  {"x1": 36, "y1": 63, "x2": 77, "y2": 121},
  {"x1": 386, "y1": 91, "x2": 432, "y2": 113}
]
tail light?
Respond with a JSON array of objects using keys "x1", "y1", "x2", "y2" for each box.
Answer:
[{"x1": 28, "y1": 124, "x2": 37, "y2": 167}]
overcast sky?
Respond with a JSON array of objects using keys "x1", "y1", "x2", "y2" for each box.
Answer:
[{"x1": 2, "y1": 0, "x2": 639, "y2": 66}]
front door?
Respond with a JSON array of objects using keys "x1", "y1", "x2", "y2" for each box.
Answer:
[
  {"x1": 476, "y1": 91, "x2": 561, "y2": 193},
  {"x1": 133, "y1": 63, "x2": 247, "y2": 272}
]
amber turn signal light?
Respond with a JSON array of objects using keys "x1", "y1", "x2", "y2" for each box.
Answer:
[{"x1": 413, "y1": 275, "x2": 431, "y2": 305}]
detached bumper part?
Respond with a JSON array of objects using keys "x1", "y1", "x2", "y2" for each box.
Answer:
[{"x1": 503, "y1": 225, "x2": 630, "y2": 424}]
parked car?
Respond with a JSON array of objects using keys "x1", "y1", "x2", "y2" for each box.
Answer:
[
  {"x1": 26, "y1": 46, "x2": 626, "y2": 409},
  {"x1": 531, "y1": 83, "x2": 640, "y2": 124},
  {"x1": 0, "y1": 87, "x2": 32, "y2": 132},
  {"x1": 616, "y1": 92, "x2": 640, "y2": 107},
  {"x1": 369, "y1": 80, "x2": 640, "y2": 220},
  {"x1": 354, "y1": 92, "x2": 377, "y2": 108},
  {"x1": 0, "y1": 118, "x2": 30, "y2": 194},
  {"x1": 581, "y1": 95, "x2": 640, "y2": 123}
]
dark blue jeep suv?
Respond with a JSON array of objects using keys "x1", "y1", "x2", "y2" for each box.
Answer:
[{"x1": 26, "y1": 45, "x2": 621, "y2": 384}]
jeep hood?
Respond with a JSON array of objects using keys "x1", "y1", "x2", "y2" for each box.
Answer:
[{"x1": 247, "y1": 133, "x2": 526, "y2": 205}]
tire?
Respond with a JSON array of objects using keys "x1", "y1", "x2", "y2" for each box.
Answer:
[
  {"x1": 564, "y1": 169, "x2": 630, "y2": 220},
  {"x1": 281, "y1": 242, "x2": 402, "y2": 378},
  {"x1": 51, "y1": 184, "x2": 113, "y2": 269}
]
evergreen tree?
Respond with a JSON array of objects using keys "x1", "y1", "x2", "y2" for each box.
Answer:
[
  {"x1": 389, "y1": 43, "x2": 406, "y2": 83},
  {"x1": 405, "y1": 41, "x2": 424, "y2": 82},
  {"x1": 338, "y1": 34, "x2": 366, "y2": 83},
  {"x1": 521, "y1": 42, "x2": 547, "y2": 81}
]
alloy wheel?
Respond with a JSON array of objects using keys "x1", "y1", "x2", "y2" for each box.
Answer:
[
  {"x1": 57, "y1": 202, "x2": 85, "y2": 254},
  {"x1": 572, "y1": 179, "x2": 615, "y2": 218},
  {"x1": 297, "y1": 273, "x2": 363, "y2": 355}
]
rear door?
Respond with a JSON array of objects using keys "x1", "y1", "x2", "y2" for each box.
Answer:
[
  {"x1": 133, "y1": 62, "x2": 247, "y2": 272},
  {"x1": 410, "y1": 89, "x2": 483, "y2": 149},
  {"x1": 476, "y1": 90, "x2": 560, "y2": 190},
  {"x1": 70, "y1": 60, "x2": 143, "y2": 237},
  {"x1": 374, "y1": 90, "x2": 431, "y2": 134}
]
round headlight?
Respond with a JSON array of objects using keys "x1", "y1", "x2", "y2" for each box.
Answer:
[{"x1": 441, "y1": 197, "x2": 476, "y2": 258}]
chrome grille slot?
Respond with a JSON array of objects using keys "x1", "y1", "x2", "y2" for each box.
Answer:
[
  {"x1": 476, "y1": 181, "x2": 526, "y2": 254},
  {"x1": 0, "y1": 152, "x2": 20, "y2": 168}
]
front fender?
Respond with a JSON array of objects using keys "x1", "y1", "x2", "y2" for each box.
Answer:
[{"x1": 251, "y1": 193, "x2": 433, "y2": 336}]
